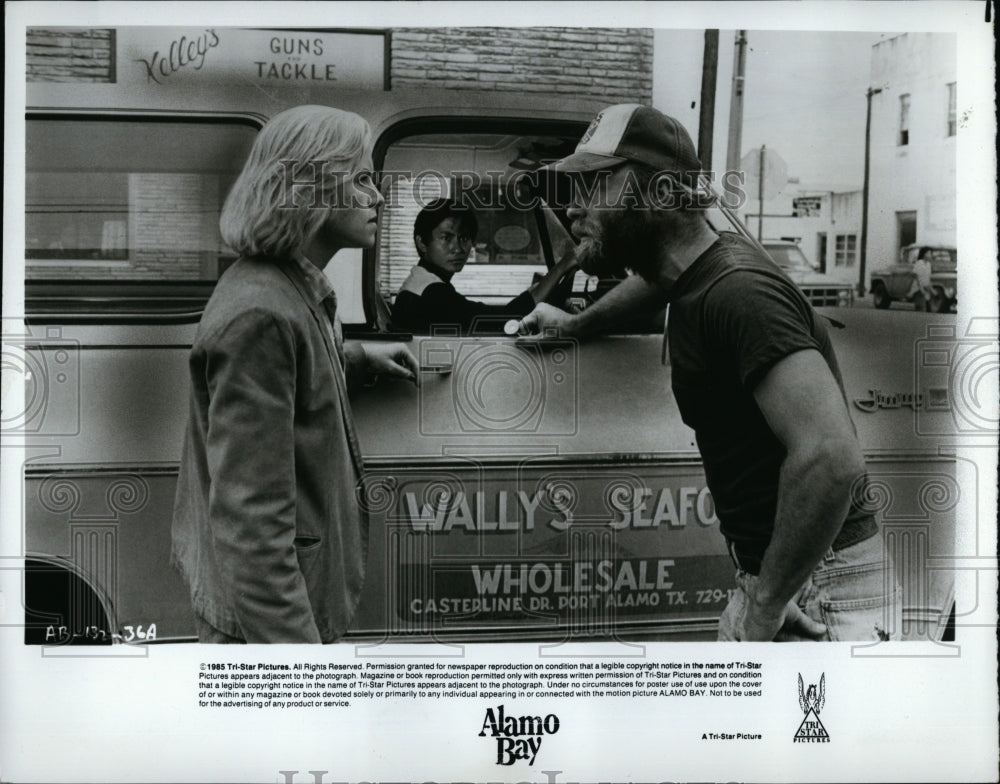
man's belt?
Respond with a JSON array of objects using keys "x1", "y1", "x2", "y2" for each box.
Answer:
[{"x1": 727, "y1": 514, "x2": 879, "y2": 576}]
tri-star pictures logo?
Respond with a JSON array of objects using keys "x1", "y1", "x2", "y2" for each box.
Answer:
[
  {"x1": 794, "y1": 673, "x2": 830, "y2": 743},
  {"x1": 478, "y1": 704, "x2": 559, "y2": 766}
]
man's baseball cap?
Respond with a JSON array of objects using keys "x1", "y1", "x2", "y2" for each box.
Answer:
[{"x1": 546, "y1": 104, "x2": 702, "y2": 176}]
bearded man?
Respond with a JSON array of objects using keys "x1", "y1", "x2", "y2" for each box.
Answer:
[{"x1": 518, "y1": 104, "x2": 901, "y2": 642}]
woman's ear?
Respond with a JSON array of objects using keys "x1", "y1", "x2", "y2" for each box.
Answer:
[{"x1": 415, "y1": 235, "x2": 428, "y2": 257}]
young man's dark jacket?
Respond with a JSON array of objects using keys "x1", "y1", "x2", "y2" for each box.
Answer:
[{"x1": 392, "y1": 263, "x2": 535, "y2": 334}]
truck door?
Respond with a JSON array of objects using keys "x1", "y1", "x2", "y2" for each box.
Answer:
[{"x1": 345, "y1": 121, "x2": 734, "y2": 643}]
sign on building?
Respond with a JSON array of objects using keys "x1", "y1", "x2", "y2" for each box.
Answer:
[
  {"x1": 118, "y1": 27, "x2": 387, "y2": 90},
  {"x1": 792, "y1": 196, "x2": 823, "y2": 217}
]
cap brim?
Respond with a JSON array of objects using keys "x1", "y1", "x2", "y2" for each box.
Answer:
[{"x1": 541, "y1": 152, "x2": 627, "y2": 173}]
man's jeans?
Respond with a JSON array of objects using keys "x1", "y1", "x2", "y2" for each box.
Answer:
[
  {"x1": 194, "y1": 614, "x2": 246, "y2": 644},
  {"x1": 718, "y1": 534, "x2": 903, "y2": 642}
]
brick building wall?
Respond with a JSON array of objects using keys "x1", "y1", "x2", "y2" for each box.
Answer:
[
  {"x1": 26, "y1": 28, "x2": 114, "y2": 82},
  {"x1": 392, "y1": 27, "x2": 653, "y2": 104},
  {"x1": 129, "y1": 173, "x2": 220, "y2": 280},
  {"x1": 28, "y1": 172, "x2": 223, "y2": 281}
]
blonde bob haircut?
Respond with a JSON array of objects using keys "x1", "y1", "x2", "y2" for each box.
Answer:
[{"x1": 220, "y1": 105, "x2": 372, "y2": 259}]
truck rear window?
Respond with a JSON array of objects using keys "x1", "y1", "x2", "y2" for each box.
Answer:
[{"x1": 26, "y1": 116, "x2": 257, "y2": 283}]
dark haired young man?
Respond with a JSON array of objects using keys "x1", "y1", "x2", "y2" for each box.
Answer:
[{"x1": 391, "y1": 197, "x2": 576, "y2": 334}]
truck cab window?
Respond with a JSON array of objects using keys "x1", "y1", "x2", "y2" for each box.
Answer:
[
  {"x1": 26, "y1": 117, "x2": 257, "y2": 283},
  {"x1": 375, "y1": 129, "x2": 667, "y2": 334}
]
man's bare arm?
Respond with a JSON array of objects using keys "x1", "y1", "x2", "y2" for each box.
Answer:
[
  {"x1": 742, "y1": 348, "x2": 869, "y2": 641},
  {"x1": 517, "y1": 274, "x2": 665, "y2": 339}
]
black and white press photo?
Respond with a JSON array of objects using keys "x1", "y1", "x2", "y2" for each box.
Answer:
[{"x1": 1, "y1": 2, "x2": 996, "y2": 782}]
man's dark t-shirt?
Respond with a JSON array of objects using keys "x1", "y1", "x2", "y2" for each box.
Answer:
[
  {"x1": 392, "y1": 265, "x2": 535, "y2": 335},
  {"x1": 667, "y1": 233, "x2": 875, "y2": 568}
]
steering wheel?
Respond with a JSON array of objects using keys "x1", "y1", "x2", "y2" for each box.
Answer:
[{"x1": 545, "y1": 263, "x2": 578, "y2": 306}]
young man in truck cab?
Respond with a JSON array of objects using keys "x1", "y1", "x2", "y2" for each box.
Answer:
[
  {"x1": 516, "y1": 104, "x2": 901, "y2": 642},
  {"x1": 391, "y1": 197, "x2": 577, "y2": 334}
]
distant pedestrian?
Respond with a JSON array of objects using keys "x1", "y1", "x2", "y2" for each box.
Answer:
[{"x1": 910, "y1": 246, "x2": 934, "y2": 311}]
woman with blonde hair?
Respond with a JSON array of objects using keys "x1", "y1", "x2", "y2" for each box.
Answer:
[{"x1": 172, "y1": 105, "x2": 418, "y2": 643}]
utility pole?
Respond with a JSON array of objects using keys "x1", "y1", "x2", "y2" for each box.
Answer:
[
  {"x1": 698, "y1": 29, "x2": 719, "y2": 172},
  {"x1": 758, "y1": 145, "x2": 766, "y2": 240},
  {"x1": 859, "y1": 85, "x2": 883, "y2": 297},
  {"x1": 725, "y1": 30, "x2": 748, "y2": 208}
]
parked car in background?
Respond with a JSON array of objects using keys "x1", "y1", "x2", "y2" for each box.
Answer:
[
  {"x1": 761, "y1": 240, "x2": 855, "y2": 307},
  {"x1": 869, "y1": 244, "x2": 957, "y2": 313}
]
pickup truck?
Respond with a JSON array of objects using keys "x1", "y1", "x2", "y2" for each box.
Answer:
[
  {"x1": 870, "y1": 244, "x2": 958, "y2": 313},
  {"x1": 761, "y1": 240, "x2": 855, "y2": 308}
]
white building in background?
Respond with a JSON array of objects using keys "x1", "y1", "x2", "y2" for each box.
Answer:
[
  {"x1": 743, "y1": 189, "x2": 862, "y2": 283},
  {"x1": 865, "y1": 33, "x2": 957, "y2": 278},
  {"x1": 651, "y1": 30, "x2": 959, "y2": 290},
  {"x1": 652, "y1": 30, "x2": 871, "y2": 286}
]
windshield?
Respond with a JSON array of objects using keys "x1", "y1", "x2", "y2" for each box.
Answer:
[
  {"x1": 905, "y1": 246, "x2": 957, "y2": 269},
  {"x1": 928, "y1": 248, "x2": 957, "y2": 269},
  {"x1": 763, "y1": 244, "x2": 816, "y2": 272}
]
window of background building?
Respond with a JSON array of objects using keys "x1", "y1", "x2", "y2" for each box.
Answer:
[
  {"x1": 947, "y1": 82, "x2": 957, "y2": 137},
  {"x1": 834, "y1": 234, "x2": 857, "y2": 267},
  {"x1": 898, "y1": 93, "x2": 910, "y2": 146},
  {"x1": 26, "y1": 117, "x2": 257, "y2": 282}
]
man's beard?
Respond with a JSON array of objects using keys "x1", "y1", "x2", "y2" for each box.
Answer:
[{"x1": 574, "y1": 208, "x2": 663, "y2": 283}]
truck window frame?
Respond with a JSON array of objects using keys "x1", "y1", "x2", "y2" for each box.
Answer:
[
  {"x1": 24, "y1": 111, "x2": 263, "y2": 325},
  {"x1": 362, "y1": 116, "x2": 590, "y2": 334}
]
